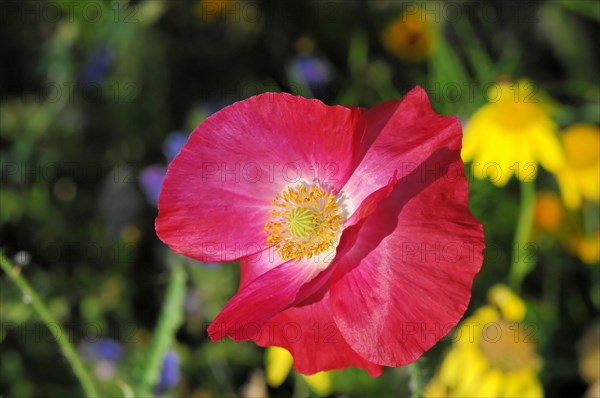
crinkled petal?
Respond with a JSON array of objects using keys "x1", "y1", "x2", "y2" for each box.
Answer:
[
  {"x1": 239, "y1": 248, "x2": 282, "y2": 290},
  {"x1": 345, "y1": 171, "x2": 399, "y2": 227},
  {"x1": 343, "y1": 87, "x2": 463, "y2": 215},
  {"x1": 208, "y1": 258, "x2": 324, "y2": 342},
  {"x1": 331, "y1": 145, "x2": 485, "y2": 367},
  {"x1": 253, "y1": 291, "x2": 383, "y2": 377},
  {"x1": 156, "y1": 93, "x2": 364, "y2": 262}
]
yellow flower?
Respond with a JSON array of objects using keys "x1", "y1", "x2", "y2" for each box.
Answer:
[
  {"x1": 574, "y1": 231, "x2": 600, "y2": 265},
  {"x1": 424, "y1": 285, "x2": 544, "y2": 397},
  {"x1": 265, "y1": 346, "x2": 332, "y2": 396},
  {"x1": 555, "y1": 124, "x2": 600, "y2": 210},
  {"x1": 487, "y1": 284, "x2": 527, "y2": 322},
  {"x1": 462, "y1": 80, "x2": 564, "y2": 186},
  {"x1": 533, "y1": 192, "x2": 564, "y2": 233},
  {"x1": 381, "y1": 6, "x2": 436, "y2": 62}
]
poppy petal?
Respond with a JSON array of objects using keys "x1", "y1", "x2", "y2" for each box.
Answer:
[
  {"x1": 156, "y1": 93, "x2": 364, "y2": 262},
  {"x1": 331, "y1": 131, "x2": 484, "y2": 367},
  {"x1": 345, "y1": 171, "x2": 399, "y2": 227},
  {"x1": 343, "y1": 87, "x2": 461, "y2": 215},
  {"x1": 239, "y1": 249, "x2": 282, "y2": 290},
  {"x1": 253, "y1": 291, "x2": 383, "y2": 377},
  {"x1": 208, "y1": 256, "x2": 330, "y2": 342}
]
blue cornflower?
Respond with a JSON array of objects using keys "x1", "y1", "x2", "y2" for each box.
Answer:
[
  {"x1": 163, "y1": 132, "x2": 189, "y2": 163},
  {"x1": 290, "y1": 54, "x2": 331, "y2": 94},
  {"x1": 156, "y1": 349, "x2": 180, "y2": 394},
  {"x1": 93, "y1": 338, "x2": 123, "y2": 361},
  {"x1": 82, "y1": 46, "x2": 116, "y2": 85},
  {"x1": 140, "y1": 165, "x2": 166, "y2": 206}
]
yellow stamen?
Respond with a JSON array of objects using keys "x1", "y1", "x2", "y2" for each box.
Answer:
[{"x1": 264, "y1": 184, "x2": 342, "y2": 261}]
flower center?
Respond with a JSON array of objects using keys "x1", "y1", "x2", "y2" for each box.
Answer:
[
  {"x1": 493, "y1": 102, "x2": 545, "y2": 131},
  {"x1": 264, "y1": 184, "x2": 342, "y2": 261},
  {"x1": 287, "y1": 207, "x2": 315, "y2": 238},
  {"x1": 478, "y1": 320, "x2": 539, "y2": 373}
]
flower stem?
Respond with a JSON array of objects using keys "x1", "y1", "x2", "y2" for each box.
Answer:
[
  {"x1": 137, "y1": 256, "x2": 187, "y2": 396},
  {"x1": 410, "y1": 361, "x2": 423, "y2": 398},
  {"x1": 508, "y1": 180, "x2": 536, "y2": 292},
  {"x1": 0, "y1": 251, "x2": 100, "y2": 397},
  {"x1": 293, "y1": 372, "x2": 309, "y2": 398}
]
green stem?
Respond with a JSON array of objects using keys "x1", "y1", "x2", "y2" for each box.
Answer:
[
  {"x1": 293, "y1": 371, "x2": 310, "y2": 398},
  {"x1": 508, "y1": 180, "x2": 537, "y2": 292},
  {"x1": 137, "y1": 257, "x2": 187, "y2": 396},
  {"x1": 0, "y1": 252, "x2": 100, "y2": 397},
  {"x1": 410, "y1": 361, "x2": 423, "y2": 398}
]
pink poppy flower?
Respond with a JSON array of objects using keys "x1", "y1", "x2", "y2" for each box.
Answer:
[{"x1": 156, "y1": 87, "x2": 485, "y2": 376}]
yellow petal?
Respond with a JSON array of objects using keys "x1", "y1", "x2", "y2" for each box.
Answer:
[
  {"x1": 577, "y1": 168, "x2": 600, "y2": 202},
  {"x1": 471, "y1": 305, "x2": 502, "y2": 326},
  {"x1": 462, "y1": 112, "x2": 489, "y2": 162},
  {"x1": 515, "y1": 133, "x2": 538, "y2": 183},
  {"x1": 556, "y1": 123, "x2": 600, "y2": 209},
  {"x1": 556, "y1": 171, "x2": 583, "y2": 210},
  {"x1": 265, "y1": 346, "x2": 293, "y2": 388},
  {"x1": 471, "y1": 128, "x2": 515, "y2": 186},
  {"x1": 473, "y1": 368, "x2": 504, "y2": 397},
  {"x1": 502, "y1": 371, "x2": 525, "y2": 397},
  {"x1": 302, "y1": 371, "x2": 332, "y2": 396},
  {"x1": 577, "y1": 232, "x2": 600, "y2": 264},
  {"x1": 491, "y1": 133, "x2": 517, "y2": 187},
  {"x1": 453, "y1": 348, "x2": 490, "y2": 396},
  {"x1": 504, "y1": 370, "x2": 545, "y2": 398},
  {"x1": 562, "y1": 124, "x2": 600, "y2": 169},
  {"x1": 531, "y1": 123, "x2": 564, "y2": 173},
  {"x1": 520, "y1": 376, "x2": 545, "y2": 397},
  {"x1": 487, "y1": 284, "x2": 526, "y2": 321},
  {"x1": 423, "y1": 376, "x2": 448, "y2": 398},
  {"x1": 439, "y1": 347, "x2": 465, "y2": 386}
]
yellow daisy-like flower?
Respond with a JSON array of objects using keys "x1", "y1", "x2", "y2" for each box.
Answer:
[
  {"x1": 265, "y1": 346, "x2": 332, "y2": 396},
  {"x1": 425, "y1": 284, "x2": 544, "y2": 397},
  {"x1": 381, "y1": 6, "x2": 437, "y2": 62},
  {"x1": 462, "y1": 80, "x2": 564, "y2": 186},
  {"x1": 555, "y1": 124, "x2": 600, "y2": 210}
]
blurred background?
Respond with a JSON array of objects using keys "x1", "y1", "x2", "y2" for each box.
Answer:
[{"x1": 1, "y1": 0, "x2": 599, "y2": 397}]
